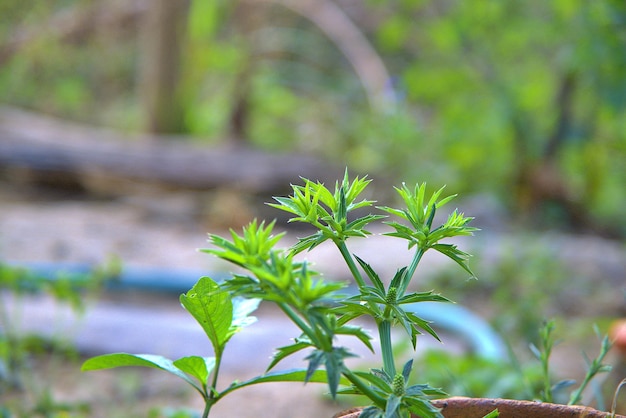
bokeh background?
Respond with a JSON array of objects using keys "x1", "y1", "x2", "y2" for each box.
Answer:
[{"x1": 1, "y1": 1, "x2": 625, "y2": 417}]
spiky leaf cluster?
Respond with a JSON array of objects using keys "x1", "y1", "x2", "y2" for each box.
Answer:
[
  {"x1": 269, "y1": 170, "x2": 385, "y2": 254},
  {"x1": 379, "y1": 183, "x2": 478, "y2": 279},
  {"x1": 203, "y1": 218, "x2": 372, "y2": 399},
  {"x1": 335, "y1": 257, "x2": 449, "y2": 349},
  {"x1": 342, "y1": 360, "x2": 446, "y2": 418}
]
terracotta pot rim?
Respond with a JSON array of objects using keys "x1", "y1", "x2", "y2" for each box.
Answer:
[{"x1": 334, "y1": 396, "x2": 626, "y2": 418}]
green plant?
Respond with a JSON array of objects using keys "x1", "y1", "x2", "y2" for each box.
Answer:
[
  {"x1": 83, "y1": 171, "x2": 478, "y2": 418},
  {"x1": 529, "y1": 320, "x2": 614, "y2": 407},
  {"x1": 0, "y1": 261, "x2": 115, "y2": 417}
]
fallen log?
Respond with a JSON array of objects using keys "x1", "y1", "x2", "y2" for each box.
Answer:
[{"x1": 0, "y1": 107, "x2": 343, "y2": 196}]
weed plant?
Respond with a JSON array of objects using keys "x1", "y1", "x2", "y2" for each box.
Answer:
[
  {"x1": 82, "y1": 172, "x2": 622, "y2": 418},
  {"x1": 84, "y1": 172, "x2": 478, "y2": 418}
]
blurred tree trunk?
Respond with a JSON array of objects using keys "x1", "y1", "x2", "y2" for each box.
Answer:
[
  {"x1": 227, "y1": 2, "x2": 270, "y2": 146},
  {"x1": 140, "y1": 0, "x2": 190, "y2": 135}
]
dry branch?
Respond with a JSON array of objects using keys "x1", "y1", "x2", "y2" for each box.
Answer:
[{"x1": 0, "y1": 107, "x2": 342, "y2": 195}]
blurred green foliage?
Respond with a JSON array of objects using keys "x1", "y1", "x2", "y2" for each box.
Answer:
[
  {"x1": 1, "y1": 0, "x2": 625, "y2": 231},
  {"x1": 411, "y1": 349, "x2": 542, "y2": 401},
  {"x1": 0, "y1": 261, "x2": 116, "y2": 417}
]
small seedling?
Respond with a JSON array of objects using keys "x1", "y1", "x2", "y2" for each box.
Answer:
[{"x1": 530, "y1": 320, "x2": 614, "y2": 406}]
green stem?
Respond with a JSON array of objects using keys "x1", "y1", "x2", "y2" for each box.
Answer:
[
  {"x1": 541, "y1": 353, "x2": 552, "y2": 403},
  {"x1": 537, "y1": 320, "x2": 554, "y2": 403},
  {"x1": 568, "y1": 336, "x2": 611, "y2": 405},
  {"x1": 202, "y1": 398, "x2": 211, "y2": 418},
  {"x1": 202, "y1": 350, "x2": 223, "y2": 418},
  {"x1": 378, "y1": 320, "x2": 396, "y2": 378},
  {"x1": 278, "y1": 303, "x2": 330, "y2": 350},
  {"x1": 336, "y1": 240, "x2": 366, "y2": 288},
  {"x1": 400, "y1": 246, "x2": 426, "y2": 295},
  {"x1": 209, "y1": 352, "x2": 222, "y2": 400},
  {"x1": 342, "y1": 368, "x2": 387, "y2": 410}
]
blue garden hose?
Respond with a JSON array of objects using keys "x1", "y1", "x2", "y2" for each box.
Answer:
[{"x1": 11, "y1": 262, "x2": 507, "y2": 361}]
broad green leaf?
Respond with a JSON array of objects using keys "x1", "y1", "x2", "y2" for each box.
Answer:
[
  {"x1": 180, "y1": 277, "x2": 233, "y2": 355},
  {"x1": 82, "y1": 353, "x2": 201, "y2": 393},
  {"x1": 173, "y1": 356, "x2": 215, "y2": 387},
  {"x1": 231, "y1": 297, "x2": 260, "y2": 329}
]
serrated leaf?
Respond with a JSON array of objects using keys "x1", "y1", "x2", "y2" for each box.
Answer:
[
  {"x1": 268, "y1": 196, "x2": 303, "y2": 216},
  {"x1": 385, "y1": 394, "x2": 401, "y2": 417},
  {"x1": 431, "y1": 243, "x2": 475, "y2": 278},
  {"x1": 359, "y1": 407, "x2": 384, "y2": 418},
  {"x1": 336, "y1": 323, "x2": 374, "y2": 352},
  {"x1": 267, "y1": 341, "x2": 312, "y2": 372},
  {"x1": 355, "y1": 256, "x2": 385, "y2": 293},
  {"x1": 389, "y1": 267, "x2": 408, "y2": 291},
  {"x1": 354, "y1": 370, "x2": 392, "y2": 392},
  {"x1": 398, "y1": 291, "x2": 450, "y2": 304},
  {"x1": 334, "y1": 301, "x2": 378, "y2": 325},
  {"x1": 406, "y1": 311, "x2": 441, "y2": 342},
  {"x1": 234, "y1": 368, "x2": 339, "y2": 388},
  {"x1": 405, "y1": 396, "x2": 444, "y2": 418},
  {"x1": 290, "y1": 232, "x2": 326, "y2": 254}
]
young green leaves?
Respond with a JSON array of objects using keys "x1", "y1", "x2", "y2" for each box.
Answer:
[
  {"x1": 82, "y1": 277, "x2": 260, "y2": 417},
  {"x1": 336, "y1": 257, "x2": 449, "y2": 349},
  {"x1": 269, "y1": 170, "x2": 384, "y2": 255},
  {"x1": 83, "y1": 172, "x2": 479, "y2": 418},
  {"x1": 205, "y1": 220, "x2": 345, "y2": 309},
  {"x1": 380, "y1": 182, "x2": 477, "y2": 292},
  {"x1": 203, "y1": 219, "x2": 284, "y2": 268}
]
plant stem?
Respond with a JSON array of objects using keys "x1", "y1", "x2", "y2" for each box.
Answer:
[
  {"x1": 378, "y1": 320, "x2": 396, "y2": 378},
  {"x1": 202, "y1": 350, "x2": 224, "y2": 418},
  {"x1": 202, "y1": 398, "x2": 212, "y2": 418},
  {"x1": 568, "y1": 337, "x2": 612, "y2": 406},
  {"x1": 209, "y1": 352, "x2": 222, "y2": 400},
  {"x1": 342, "y1": 368, "x2": 387, "y2": 410},
  {"x1": 278, "y1": 303, "x2": 329, "y2": 350},
  {"x1": 541, "y1": 353, "x2": 552, "y2": 403},
  {"x1": 336, "y1": 240, "x2": 366, "y2": 288},
  {"x1": 400, "y1": 246, "x2": 425, "y2": 295}
]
